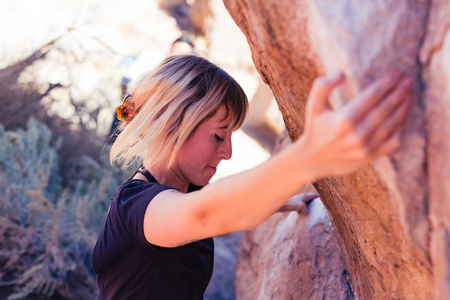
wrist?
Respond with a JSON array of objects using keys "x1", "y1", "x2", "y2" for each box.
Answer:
[{"x1": 289, "y1": 136, "x2": 325, "y2": 183}]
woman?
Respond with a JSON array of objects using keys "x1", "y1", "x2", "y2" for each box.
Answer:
[{"x1": 92, "y1": 54, "x2": 413, "y2": 299}]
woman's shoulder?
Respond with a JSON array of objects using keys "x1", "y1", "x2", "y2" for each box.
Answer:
[
  {"x1": 116, "y1": 179, "x2": 175, "y2": 205},
  {"x1": 110, "y1": 180, "x2": 176, "y2": 238}
]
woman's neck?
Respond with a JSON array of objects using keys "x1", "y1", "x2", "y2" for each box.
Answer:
[{"x1": 143, "y1": 161, "x2": 190, "y2": 193}]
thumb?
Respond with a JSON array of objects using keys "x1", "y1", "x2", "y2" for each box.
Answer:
[{"x1": 306, "y1": 72, "x2": 345, "y2": 116}]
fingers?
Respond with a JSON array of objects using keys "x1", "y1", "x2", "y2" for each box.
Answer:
[
  {"x1": 306, "y1": 72, "x2": 345, "y2": 117},
  {"x1": 367, "y1": 94, "x2": 413, "y2": 155},
  {"x1": 282, "y1": 202, "x2": 308, "y2": 214},
  {"x1": 343, "y1": 71, "x2": 404, "y2": 122},
  {"x1": 297, "y1": 203, "x2": 308, "y2": 215},
  {"x1": 278, "y1": 194, "x2": 320, "y2": 214},
  {"x1": 358, "y1": 77, "x2": 413, "y2": 139},
  {"x1": 278, "y1": 201, "x2": 307, "y2": 213},
  {"x1": 298, "y1": 193, "x2": 319, "y2": 204},
  {"x1": 301, "y1": 70, "x2": 413, "y2": 178},
  {"x1": 336, "y1": 72, "x2": 413, "y2": 159},
  {"x1": 371, "y1": 129, "x2": 403, "y2": 158}
]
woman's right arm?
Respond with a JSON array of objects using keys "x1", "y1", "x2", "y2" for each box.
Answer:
[{"x1": 143, "y1": 71, "x2": 414, "y2": 247}]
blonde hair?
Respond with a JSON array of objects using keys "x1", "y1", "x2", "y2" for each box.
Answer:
[{"x1": 110, "y1": 54, "x2": 248, "y2": 170}]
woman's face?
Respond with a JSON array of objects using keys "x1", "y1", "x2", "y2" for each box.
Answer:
[{"x1": 173, "y1": 105, "x2": 234, "y2": 186}]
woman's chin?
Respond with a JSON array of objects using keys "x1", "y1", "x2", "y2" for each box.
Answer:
[
  {"x1": 193, "y1": 175, "x2": 213, "y2": 187},
  {"x1": 188, "y1": 167, "x2": 216, "y2": 187}
]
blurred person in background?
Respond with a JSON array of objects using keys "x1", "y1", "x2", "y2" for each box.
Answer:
[
  {"x1": 93, "y1": 54, "x2": 413, "y2": 299},
  {"x1": 108, "y1": 35, "x2": 196, "y2": 143}
]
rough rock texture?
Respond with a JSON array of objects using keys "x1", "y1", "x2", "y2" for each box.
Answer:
[
  {"x1": 420, "y1": 1, "x2": 450, "y2": 299},
  {"x1": 224, "y1": 0, "x2": 449, "y2": 299},
  {"x1": 235, "y1": 197, "x2": 353, "y2": 300}
]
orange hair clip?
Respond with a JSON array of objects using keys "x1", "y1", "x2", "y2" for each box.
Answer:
[{"x1": 116, "y1": 94, "x2": 137, "y2": 122}]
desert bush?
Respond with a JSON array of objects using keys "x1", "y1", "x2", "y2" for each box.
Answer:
[{"x1": 0, "y1": 118, "x2": 125, "y2": 299}]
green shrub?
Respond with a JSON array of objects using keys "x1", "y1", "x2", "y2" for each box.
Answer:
[{"x1": 0, "y1": 118, "x2": 126, "y2": 299}]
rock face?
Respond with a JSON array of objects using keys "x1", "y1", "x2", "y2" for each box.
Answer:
[
  {"x1": 224, "y1": 0, "x2": 450, "y2": 299},
  {"x1": 420, "y1": 1, "x2": 450, "y2": 299},
  {"x1": 235, "y1": 198, "x2": 353, "y2": 300}
]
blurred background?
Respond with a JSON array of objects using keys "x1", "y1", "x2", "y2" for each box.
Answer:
[{"x1": 0, "y1": 0, "x2": 287, "y2": 299}]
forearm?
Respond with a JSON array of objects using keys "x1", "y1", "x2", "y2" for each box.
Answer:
[{"x1": 197, "y1": 136, "x2": 317, "y2": 234}]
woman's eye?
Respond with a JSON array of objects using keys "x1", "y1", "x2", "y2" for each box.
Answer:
[{"x1": 214, "y1": 134, "x2": 224, "y2": 142}]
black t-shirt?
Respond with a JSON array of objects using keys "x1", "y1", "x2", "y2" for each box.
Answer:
[{"x1": 92, "y1": 178, "x2": 214, "y2": 299}]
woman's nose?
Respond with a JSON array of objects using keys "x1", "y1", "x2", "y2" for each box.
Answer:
[{"x1": 219, "y1": 134, "x2": 232, "y2": 160}]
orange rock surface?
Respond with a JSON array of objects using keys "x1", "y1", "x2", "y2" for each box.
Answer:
[{"x1": 224, "y1": 0, "x2": 449, "y2": 298}]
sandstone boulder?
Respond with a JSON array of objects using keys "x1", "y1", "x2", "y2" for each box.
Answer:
[
  {"x1": 236, "y1": 198, "x2": 352, "y2": 300},
  {"x1": 224, "y1": 0, "x2": 449, "y2": 298}
]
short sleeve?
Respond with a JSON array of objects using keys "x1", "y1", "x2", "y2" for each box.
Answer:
[{"x1": 117, "y1": 180, "x2": 175, "y2": 246}]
